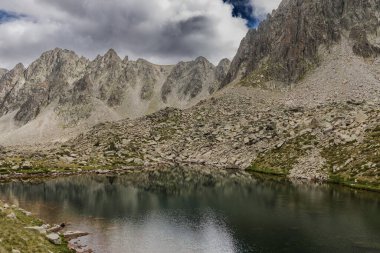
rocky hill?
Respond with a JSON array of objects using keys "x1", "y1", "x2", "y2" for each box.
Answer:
[
  {"x1": 223, "y1": 0, "x2": 380, "y2": 87},
  {"x1": 0, "y1": 0, "x2": 380, "y2": 190},
  {"x1": 0, "y1": 49, "x2": 230, "y2": 144}
]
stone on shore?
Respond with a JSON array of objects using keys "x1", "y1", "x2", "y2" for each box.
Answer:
[{"x1": 46, "y1": 233, "x2": 62, "y2": 245}]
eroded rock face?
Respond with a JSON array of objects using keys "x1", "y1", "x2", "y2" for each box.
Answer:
[
  {"x1": 0, "y1": 48, "x2": 229, "y2": 127},
  {"x1": 224, "y1": 0, "x2": 380, "y2": 86}
]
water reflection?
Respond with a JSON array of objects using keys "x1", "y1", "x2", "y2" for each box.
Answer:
[{"x1": 0, "y1": 169, "x2": 380, "y2": 253}]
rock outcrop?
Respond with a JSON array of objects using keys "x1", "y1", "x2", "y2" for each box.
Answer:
[{"x1": 223, "y1": 0, "x2": 380, "y2": 86}]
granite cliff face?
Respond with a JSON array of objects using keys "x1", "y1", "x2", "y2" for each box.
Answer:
[
  {"x1": 224, "y1": 0, "x2": 380, "y2": 86},
  {"x1": 0, "y1": 48, "x2": 230, "y2": 143}
]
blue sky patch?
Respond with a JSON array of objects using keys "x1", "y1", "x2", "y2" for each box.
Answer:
[
  {"x1": 223, "y1": 0, "x2": 259, "y2": 28},
  {"x1": 0, "y1": 10, "x2": 25, "y2": 24}
]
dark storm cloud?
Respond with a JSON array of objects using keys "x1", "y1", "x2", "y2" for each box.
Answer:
[
  {"x1": 159, "y1": 16, "x2": 216, "y2": 56},
  {"x1": 34, "y1": 0, "x2": 220, "y2": 58}
]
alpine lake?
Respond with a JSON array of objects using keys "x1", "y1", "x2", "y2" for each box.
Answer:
[{"x1": 0, "y1": 167, "x2": 379, "y2": 253}]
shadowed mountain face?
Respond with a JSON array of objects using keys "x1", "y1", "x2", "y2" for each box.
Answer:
[
  {"x1": 223, "y1": 0, "x2": 380, "y2": 86},
  {"x1": 0, "y1": 48, "x2": 230, "y2": 126}
]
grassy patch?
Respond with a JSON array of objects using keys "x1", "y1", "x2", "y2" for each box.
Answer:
[
  {"x1": 239, "y1": 62, "x2": 282, "y2": 87},
  {"x1": 0, "y1": 201, "x2": 72, "y2": 253},
  {"x1": 322, "y1": 125, "x2": 380, "y2": 190},
  {"x1": 248, "y1": 133, "x2": 316, "y2": 175},
  {"x1": 328, "y1": 174, "x2": 380, "y2": 192}
]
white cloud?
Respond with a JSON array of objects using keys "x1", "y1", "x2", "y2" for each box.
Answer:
[
  {"x1": 0, "y1": 0, "x2": 250, "y2": 69},
  {"x1": 251, "y1": 0, "x2": 282, "y2": 19}
]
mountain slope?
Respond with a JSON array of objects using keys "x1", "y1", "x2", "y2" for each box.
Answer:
[{"x1": 223, "y1": 0, "x2": 380, "y2": 87}]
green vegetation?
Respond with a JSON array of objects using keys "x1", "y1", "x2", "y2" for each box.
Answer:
[
  {"x1": 152, "y1": 126, "x2": 177, "y2": 141},
  {"x1": 239, "y1": 61, "x2": 284, "y2": 87},
  {"x1": 248, "y1": 126, "x2": 380, "y2": 192},
  {"x1": 322, "y1": 125, "x2": 380, "y2": 191},
  {"x1": 249, "y1": 133, "x2": 316, "y2": 175},
  {"x1": 239, "y1": 56, "x2": 318, "y2": 87},
  {"x1": 0, "y1": 201, "x2": 72, "y2": 253}
]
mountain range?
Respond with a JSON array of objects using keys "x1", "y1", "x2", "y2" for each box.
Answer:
[
  {"x1": 0, "y1": 0, "x2": 380, "y2": 191},
  {"x1": 0, "y1": 48, "x2": 230, "y2": 144},
  {"x1": 1, "y1": 0, "x2": 379, "y2": 145}
]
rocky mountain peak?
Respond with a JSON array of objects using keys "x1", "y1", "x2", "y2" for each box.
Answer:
[
  {"x1": 0, "y1": 68, "x2": 8, "y2": 79},
  {"x1": 2, "y1": 63, "x2": 25, "y2": 83},
  {"x1": 12, "y1": 63, "x2": 25, "y2": 72},
  {"x1": 217, "y1": 58, "x2": 231, "y2": 68},
  {"x1": 135, "y1": 58, "x2": 152, "y2": 65},
  {"x1": 25, "y1": 48, "x2": 88, "y2": 85},
  {"x1": 224, "y1": 0, "x2": 380, "y2": 87},
  {"x1": 161, "y1": 57, "x2": 218, "y2": 103},
  {"x1": 90, "y1": 49, "x2": 123, "y2": 70},
  {"x1": 103, "y1": 49, "x2": 122, "y2": 62},
  {"x1": 194, "y1": 56, "x2": 210, "y2": 64},
  {"x1": 36, "y1": 48, "x2": 81, "y2": 66},
  {"x1": 215, "y1": 58, "x2": 231, "y2": 83}
]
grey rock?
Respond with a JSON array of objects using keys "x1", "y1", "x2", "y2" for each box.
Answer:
[
  {"x1": 6, "y1": 212, "x2": 17, "y2": 220},
  {"x1": 63, "y1": 231, "x2": 89, "y2": 240},
  {"x1": 11, "y1": 165, "x2": 20, "y2": 170},
  {"x1": 46, "y1": 233, "x2": 62, "y2": 245},
  {"x1": 355, "y1": 111, "x2": 368, "y2": 124},
  {"x1": 20, "y1": 161, "x2": 32, "y2": 170}
]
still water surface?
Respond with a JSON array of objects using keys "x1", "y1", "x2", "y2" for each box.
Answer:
[{"x1": 0, "y1": 171, "x2": 379, "y2": 253}]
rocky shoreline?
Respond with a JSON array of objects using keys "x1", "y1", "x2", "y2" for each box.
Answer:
[{"x1": 0, "y1": 199, "x2": 87, "y2": 253}]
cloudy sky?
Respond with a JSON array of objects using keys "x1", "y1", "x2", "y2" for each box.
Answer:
[{"x1": 0, "y1": 0, "x2": 281, "y2": 69}]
